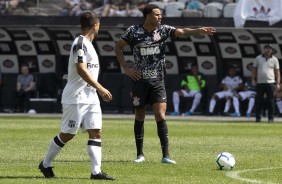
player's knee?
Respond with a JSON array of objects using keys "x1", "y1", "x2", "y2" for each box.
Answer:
[
  {"x1": 195, "y1": 92, "x2": 202, "y2": 98},
  {"x1": 88, "y1": 129, "x2": 101, "y2": 139},
  {"x1": 59, "y1": 132, "x2": 75, "y2": 143}
]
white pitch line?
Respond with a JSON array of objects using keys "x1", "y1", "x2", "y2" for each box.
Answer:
[{"x1": 226, "y1": 167, "x2": 282, "y2": 184}]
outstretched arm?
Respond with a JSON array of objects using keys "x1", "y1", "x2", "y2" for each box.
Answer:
[{"x1": 174, "y1": 27, "x2": 216, "y2": 38}]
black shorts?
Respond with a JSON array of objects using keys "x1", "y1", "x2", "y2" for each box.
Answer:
[{"x1": 132, "y1": 78, "x2": 167, "y2": 108}]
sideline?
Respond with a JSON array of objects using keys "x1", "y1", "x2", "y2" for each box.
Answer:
[
  {"x1": 0, "y1": 113, "x2": 281, "y2": 122},
  {"x1": 226, "y1": 167, "x2": 282, "y2": 184}
]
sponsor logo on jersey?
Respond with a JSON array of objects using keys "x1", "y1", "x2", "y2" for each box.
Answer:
[
  {"x1": 87, "y1": 63, "x2": 99, "y2": 68},
  {"x1": 142, "y1": 69, "x2": 157, "y2": 79},
  {"x1": 140, "y1": 46, "x2": 160, "y2": 55}
]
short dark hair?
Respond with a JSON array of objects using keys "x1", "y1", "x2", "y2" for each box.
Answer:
[
  {"x1": 143, "y1": 3, "x2": 160, "y2": 18},
  {"x1": 80, "y1": 11, "x2": 101, "y2": 29}
]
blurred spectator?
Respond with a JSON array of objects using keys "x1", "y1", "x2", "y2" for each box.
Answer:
[
  {"x1": 15, "y1": 64, "x2": 36, "y2": 113},
  {"x1": 127, "y1": 0, "x2": 148, "y2": 17},
  {"x1": 92, "y1": 0, "x2": 109, "y2": 14},
  {"x1": 60, "y1": 0, "x2": 91, "y2": 16},
  {"x1": 186, "y1": 0, "x2": 200, "y2": 10},
  {"x1": 101, "y1": 0, "x2": 129, "y2": 17},
  {"x1": 0, "y1": 0, "x2": 28, "y2": 14}
]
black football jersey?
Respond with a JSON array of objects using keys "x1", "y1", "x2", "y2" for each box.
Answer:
[{"x1": 121, "y1": 24, "x2": 176, "y2": 79}]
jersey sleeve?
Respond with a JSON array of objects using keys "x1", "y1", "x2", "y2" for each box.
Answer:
[
  {"x1": 163, "y1": 25, "x2": 177, "y2": 39},
  {"x1": 274, "y1": 57, "x2": 280, "y2": 69},
  {"x1": 73, "y1": 36, "x2": 87, "y2": 63},
  {"x1": 120, "y1": 26, "x2": 134, "y2": 44}
]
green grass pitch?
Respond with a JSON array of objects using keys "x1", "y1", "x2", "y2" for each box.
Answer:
[{"x1": 0, "y1": 115, "x2": 282, "y2": 184}]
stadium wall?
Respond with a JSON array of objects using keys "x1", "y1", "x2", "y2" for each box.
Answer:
[{"x1": 0, "y1": 17, "x2": 282, "y2": 113}]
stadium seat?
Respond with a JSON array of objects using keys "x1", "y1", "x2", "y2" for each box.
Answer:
[
  {"x1": 223, "y1": 3, "x2": 237, "y2": 18},
  {"x1": 203, "y1": 2, "x2": 223, "y2": 17},
  {"x1": 165, "y1": 2, "x2": 185, "y2": 17},
  {"x1": 182, "y1": 10, "x2": 203, "y2": 17}
]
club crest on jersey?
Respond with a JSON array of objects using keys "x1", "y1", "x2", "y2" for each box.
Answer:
[
  {"x1": 133, "y1": 96, "x2": 140, "y2": 106},
  {"x1": 68, "y1": 120, "x2": 76, "y2": 128},
  {"x1": 77, "y1": 49, "x2": 85, "y2": 56},
  {"x1": 153, "y1": 32, "x2": 161, "y2": 41}
]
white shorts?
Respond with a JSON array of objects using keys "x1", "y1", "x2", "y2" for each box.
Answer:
[
  {"x1": 238, "y1": 91, "x2": 256, "y2": 101},
  {"x1": 181, "y1": 89, "x2": 200, "y2": 97},
  {"x1": 61, "y1": 104, "x2": 102, "y2": 134},
  {"x1": 215, "y1": 90, "x2": 234, "y2": 99}
]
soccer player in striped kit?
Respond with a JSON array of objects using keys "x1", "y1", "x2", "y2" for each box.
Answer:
[{"x1": 38, "y1": 11, "x2": 115, "y2": 180}]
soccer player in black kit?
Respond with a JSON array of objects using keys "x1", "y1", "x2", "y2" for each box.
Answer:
[{"x1": 115, "y1": 3, "x2": 216, "y2": 164}]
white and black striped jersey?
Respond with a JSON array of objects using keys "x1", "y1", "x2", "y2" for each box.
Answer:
[
  {"x1": 121, "y1": 24, "x2": 176, "y2": 79},
  {"x1": 61, "y1": 35, "x2": 100, "y2": 104}
]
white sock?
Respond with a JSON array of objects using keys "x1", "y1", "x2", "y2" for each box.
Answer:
[
  {"x1": 190, "y1": 93, "x2": 202, "y2": 112},
  {"x1": 43, "y1": 135, "x2": 65, "y2": 168},
  {"x1": 232, "y1": 97, "x2": 240, "y2": 113},
  {"x1": 247, "y1": 98, "x2": 255, "y2": 114},
  {"x1": 209, "y1": 98, "x2": 216, "y2": 113},
  {"x1": 87, "y1": 139, "x2": 102, "y2": 175},
  {"x1": 172, "y1": 91, "x2": 180, "y2": 112},
  {"x1": 224, "y1": 100, "x2": 231, "y2": 113}
]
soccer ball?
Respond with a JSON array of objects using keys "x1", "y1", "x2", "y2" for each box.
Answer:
[{"x1": 215, "y1": 152, "x2": 235, "y2": 171}]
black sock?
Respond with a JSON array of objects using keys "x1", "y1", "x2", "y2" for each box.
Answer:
[
  {"x1": 134, "y1": 119, "x2": 144, "y2": 157},
  {"x1": 157, "y1": 120, "x2": 169, "y2": 158}
]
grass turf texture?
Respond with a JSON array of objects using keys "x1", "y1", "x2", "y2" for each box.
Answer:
[{"x1": 0, "y1": 116, "x2": 282, "y2": 184}]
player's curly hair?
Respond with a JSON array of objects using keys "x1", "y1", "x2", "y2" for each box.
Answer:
[
  {"x1": 143, "y1": 4, "x2": 160, "y2": 18},
  {"x1": 80, "y1": 11, "x2": 101, "y2": 29}
]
